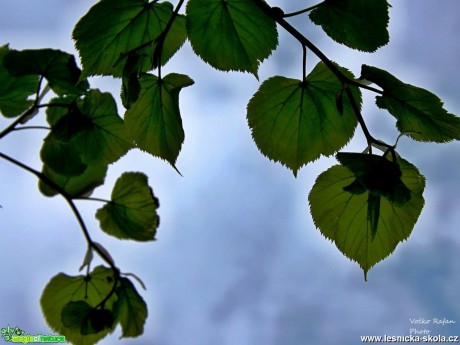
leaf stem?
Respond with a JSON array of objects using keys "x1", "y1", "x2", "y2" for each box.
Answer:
[
  {"x1": 75, "y1": 196, "x2": 112, "y2": 204},
  {"x1": 283, "y1": 2, "x2": 325, "y2": 18},
  {"x1": 302, "y1": 44, "x2": 307, "y2": 80},
  {"x1": 12, "y1": 126, "x2": 50, "y2": 132}
]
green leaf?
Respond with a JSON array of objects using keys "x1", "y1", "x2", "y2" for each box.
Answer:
[
  {"x1": 46, "y1": 96, "x2": 77, "y2": 126},
  {"x1": 39, "y1": 164, "x2": 107, "y2": 198},
  {"x1": 337, "y1": 152, "x2": 411, "y2": 206},
  {"x1": 73, "y1": 0, "x2": 185, "y2": 77},
  {"x1": 3, "y1": 48, "x2": 88, "y2": 95},
  {"x1": 309, "y1": 157, "x2": 425, "y2": 280},
  {"x1": 309, "y1": 0, "x2": 390, "y2": 52},
  {"x1": 113, "y1": 277, "x2": 147, "y2": 338},
  {"x1": 40, "y1": 266, "x2": 118, "y2": 345},
  {"x1": 96, "y1": 172, "x2": 160, "y2": 241},
  {"x1": 0, "y1": 45, "x2": 38, "y2": 117},
  {"x1": 124, "y1": 73, "x2": 194, "y2": 168},
  {"x1": 61, "y1": 301, "x2": 93, "y2": 331},
  {"x1": 40, "y1": 135, "x2": 88, "y2": 176},
  {"x1": 247, "y1": 62, "x2": 360, "y2": 176},
  {"x1": 61, "y1": 301, "x2": 115, "y2": 335},
  {"x1": 62, "y1": 306, "x2": 115, "y2": 336},
  {"x1": 361, "y1": 65, "x2": 460, "y2": 142},
  {"x1": 121, "y1": 53, "x2": 143, "y2": 109},
  {"x1": 73, "y1": 89, "x2": 133, "y2": 164},
  {"x1": 81, "y1": 309, "x2": 115, "y2": 335},
  {"x1": 45, "y1": 90, "x2": 132, "y2": 167},
  {"x1": 186, "y1": 0, "x2": 278, "y2": 76}
]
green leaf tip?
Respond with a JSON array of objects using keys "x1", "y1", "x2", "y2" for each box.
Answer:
[
  {"x1": 309, "y1": 0, "x2": 390, "y2": 52},
  {"x1": 361, "y1": 65, "x2": 460, "y2": 143},
  {"x1": 186, "y1": 0, "x2": 278, "y2": 76},
  {"x1": 309, "y1": 155, "x2": 425, "y2": 279},
  {"x1": 247, "y1": 62, "x2": 360, "y2": 175}
]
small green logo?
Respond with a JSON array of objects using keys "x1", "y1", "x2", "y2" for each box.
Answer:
[{"x1": 1, "y1": 325, "x2": 65, "y2": 344}]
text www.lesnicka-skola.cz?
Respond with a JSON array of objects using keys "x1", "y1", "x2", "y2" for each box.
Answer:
[{"x1": 360, "y1": 335, "x2": 460, "y2": 343}]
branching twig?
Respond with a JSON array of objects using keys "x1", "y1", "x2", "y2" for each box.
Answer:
[
  {"x1": 252, "y1": 0, "x2": 391, "y2": 151},
  {"x1": 0, "y1": 151, "x2": 117, "y2": 270}
]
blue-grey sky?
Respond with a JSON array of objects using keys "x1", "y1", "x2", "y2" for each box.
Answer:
[{"x1": 1, "y1": 1, "x2": 459, "y2": 344}]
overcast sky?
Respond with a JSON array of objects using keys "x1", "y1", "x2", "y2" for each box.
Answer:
[{"x1": 1, "y1": 1, "x2": 459, "y2": 344}]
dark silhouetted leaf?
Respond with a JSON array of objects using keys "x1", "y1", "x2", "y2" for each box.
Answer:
[
  {"x1": 0, "y1": 45, "x2": 38, "y2": 117},
  {"x1": 39, "y1": 163, "x2": 107, "y2": 198},
  {"x1": 186, "y1": 0, "x2": 278, "y2": 76},
  {"x1": 43, "y1": 90, "x2": 132, "y2": 171},
  {"x1": 61, "y1": 301, "x2": 93, "y2": 330},
  {"x1": 3, "y1": 48, "x2": 88, "y2": 95},
  {"x1": 309, "y1": 0, "x2": 389, "y2": 52},
  {"x1": 361, "y1": 65, "x2": 460, "y2": 142},
  {"x1": 337, "y1": 152, "x2": 411, "y2": 206},
  {"x1": 40, "y1": 135, "x2": 87, "y2": 177}
]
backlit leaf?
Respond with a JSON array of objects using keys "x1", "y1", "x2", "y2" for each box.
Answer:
[
  {"x1": 247, "y1": 62, "x2": 360, "y2": 175},
  {"x1": 309, "y1": 0, "x2": 389, "y2": 52},
  {"x1": 0, "y1": 45, "x2": 38, "y2": 117},
  {"x1": 73, "y1": 0, "x2": 185, "y2": 77},
  {"x1": 113, "y1": 277, "x2": 147, "y2": 338},
  {"x1": 96, "y1": 172, "x2": 160, "y2": 241},
  {"x1": 361, "y1": 65, "x2": 460, "y2": 142},
  {"x1": 3, "y1": 48, "x2": 88, "y2": 95},
  {"x1": 124, "y1": 73, "x2": 194, "y2": 169},
  {"x1": 40, "y1": 266, "x2": 118, "y2": 345},
  {"x1": 186, "y1": 0, "x2": 278, "y2": 76},
  {"x1": 309, "y1": 157, "x2": 425, "y2": 280}
]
